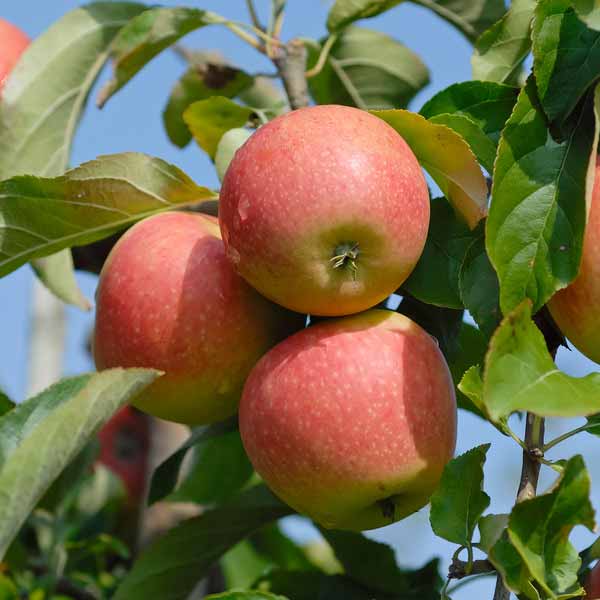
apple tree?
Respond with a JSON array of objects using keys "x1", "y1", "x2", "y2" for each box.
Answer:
[{"x1": 1, "y1": 1, "x2": 600, "y2": 599}]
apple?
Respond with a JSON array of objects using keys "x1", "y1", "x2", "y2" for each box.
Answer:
[
  {"x1": 586, "y1": 562, "x2": 600, "y2": 599},
  {"x1": 219, "y1": 104, "x2": 430, "y2": 317},
  {"x1": 93, "y1": 212, "x2": 304, "y2": 425},
  {"x1": 548, "y1": 158, "x2": 600, "y2": 364},
  {"x1": 0, "y1": 18, "x2": 29, "y2": 93},
  {"x1": 239, "y1": 309, "x2": 457, "y2": 531},
  {"x1": 215, "y1": 127, "x2": 253, "y2": 183}
]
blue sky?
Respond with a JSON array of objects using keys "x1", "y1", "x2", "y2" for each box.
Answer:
[{"x1": 1, "y1": 2, "x2": 599, "y2": 598}]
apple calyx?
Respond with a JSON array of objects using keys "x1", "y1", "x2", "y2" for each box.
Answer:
[
  {"x1": 330, "y1": 241, "x2": 360, "y2": 279},
  {"x1": 378, "y1": 496, "x2": 399, "y2": 521}
]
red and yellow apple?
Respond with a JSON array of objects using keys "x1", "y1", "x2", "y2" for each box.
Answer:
[
  {"x1": 219, "y1": 104, "x2": 430, "y2": 316},
  {"x1": 586, "y1": 562, "x2": 600, "y2": 599},
  {"x1": 93, "y1": 212, "x2": 303, "y2": 425},
  {"x1": 239, "y1": 309, "x2": 457, "y2": 531},
  {"x1": 548, "y1": 158, "x2": 600, "y2": 364},
  {"x1": 0, "y1": 18, "x2": 29, "y2": 93}
]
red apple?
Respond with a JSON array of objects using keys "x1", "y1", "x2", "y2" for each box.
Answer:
[
  {"x1": 93, "y1": 212, "x2": 303, "y2": 425},
  {"x1": 219, "y1": 105, "x2": 430, "y2": 316},
  {"x1": 586, "y1": 562, "x2": 600, "y2": 599},
  {"x1": 548, "y1": 158, "x2": 600, "y2": 364},
  {"x1": 239, "y1": 309, "x2": 457, "y2": 531},
  {"x1": 0, "y1": 18, "x2": 29, "y2": 93}
]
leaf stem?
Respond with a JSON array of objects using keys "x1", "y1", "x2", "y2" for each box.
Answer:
[
  {"x1": 245, "y1": 0, "x2": 263, "y2": 30},
  {"x1": 305, "y1": 33, "x2": 338, "y2": 78},
  {"x1": 544, "y1": 423, "x2": 593, "y2": 451}
]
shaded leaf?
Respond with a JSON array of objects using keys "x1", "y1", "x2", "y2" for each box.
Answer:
[
  {"x1": 113, "y1": 485, "x2": 292, "y2": 600},
  {"x1": 98, "y1": 7, "x2": 222, "y2": 107},
  {"x1": 471, "y1": 0, "x2": 536, "y2": 83},
  {"x1": 483, "y1": 301, "x2": 600, "y2": 422},
  {"x1": 488, "y1": 530, "x2": 532, "y2": 597},
  {"x1": 183, "y1": 97, "x2": 253, "y2": 159},
  {"x1": 164, "y1": 62, "x2": 252, "y2": 148},
  {"x1": 371, "y1": 109, "x2": 488, "y2": 228},
  {"x1": 0, "y1": 390, "x2": 14, "y2": 417},
  {"x1": 249, "y1": 525, "x2": 314, "y2": 571},
  {"x1": 479, "y1": 513, "x2": 509, "y2": 553},
  {"x1": 206, "y1": 593, "x2": 288, "y2": 600},
  {"x1": 148, "y1": 417, "x2": 238, "y2": 505},
  {"x1": 0, "y1": 152, "x2": 216, "y2": 278},
  {"x1": 0, "y1": 368, "x2": 159, "y2": 559},
  {"x1": 0, "y1": 2, "x2": 147, "y2": 307},
  {"x1": 533, "y1": 0, "x2": 600, "y2": 123},
  {"x1": 430, "y1": 445, "x2": 491, "y2": 547},
  {"x1": 573, "y1": 0, "x2": 600, "y2": 30},
  {"x1": 307, "y1": 26, "x2": 429, "y2": 110},
  {"x1": 404, "y1": 197, "x2": 476, "y2": 308},
  {"x1": 486, "y1": 80, "x2": 598, "y2": 314}
]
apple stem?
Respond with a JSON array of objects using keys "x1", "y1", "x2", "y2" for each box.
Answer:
[{"x1": 330, "y1": 242, "x2": 360, "y2": 280}]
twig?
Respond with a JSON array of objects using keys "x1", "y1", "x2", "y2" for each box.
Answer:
[
  {"x1": 245, "y1": 0, "x2": 263, "y2": 30},
  {"x1": 544, "y1": 423, "x2": 594, "y2": 452},
  {"x1": 449, "y1": 558, "x2": 495, "y2": 580},
  {"x1": 273, "y1": 39, "x2": 309, "y2": 110},
  {"x1": 305, "y1": 33, "x2": 338, "y2": 78}
]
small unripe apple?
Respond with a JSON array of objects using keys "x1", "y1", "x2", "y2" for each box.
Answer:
[
  {"x1": 585, "y1": 562, "x2": 600, "y2": 599},
  {"x1": 239, "y1": 309, "x2": 457, "y2": 531},
  {"x1": 0, "y1": 18, "x2": 29, "y2": 93},
  {"x1": 93, "y1": 212, "x2": 303, "y2": 425},
  {"x1": 215, "y1": 127, "x2": 253, "y2": 182},
  {"x1": 548, "y1": 158, "x2": 600, "y2": 364},
  {"x1": 219, "y1": 104, "x2": 430, "y2": 316}
]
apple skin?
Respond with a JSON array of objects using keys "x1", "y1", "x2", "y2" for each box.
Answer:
[
  {"x1": 586, "y1": 562, "x2": 600, "y2": 599},
  {"x1": 219, "y1": 104, "x2": 430, "y2": 317},
  {"x1": 93, "y1": 212, "x2": 304, "y2": 425},
  {"x1": 239, "y1": 309, "x2": 457, "y2": 531},
  {"x1": 548, "y1": 158, "x2": 600, "y2": 364},
  {"x1": 0, "y1": 19, "x2": 29, "y2": 92}
]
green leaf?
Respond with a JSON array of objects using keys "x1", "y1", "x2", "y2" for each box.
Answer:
[
  {"x1": 221, "y1": 540, "x2": 279, "y2": 590},
  {"x1": 168, "y1": 430, "x2": 253, "y2": 505},
  {"x1": 0, "y1": 2, "x2": 147, "y2": 307},
  {"x1": 483, "y1": 301, "x2": 600, "y2": 422},
  {"x1": 0, "y1": 575, "x2": 17, "y2": 599},
  {"x1": 326, "y1": 0, "x2": 505, "y2": 41},
  {"x1": 585, "y1": 413, "x2": 600, "y2": 436},
  {"x1": 238, "y1": 76, "x2": 288, "y2": 116},
  {"x1": 307, "y1": 26, "x2": 429, "y2": 110},
  {"x1": 249, "y1": 524, "x2": 314, "y2": 571},
  {"x1": 163, "y1": 62, "x2": 253, "y2": 148},
  {"x1": 205, "y1": 593, "x2": 288, "y2": 600},
  {"x1": 508, "y1": 456, "x2": 594, "y2": 598},
  {"x1": 488, "y1": 530, "x2": 533, "y2": 597},
  {"x1": 113, "y1": 485, "x2": 292, "y2": 600},
  {"x1": 533, "y1": 0, "x2": 600, "y2": 123},
  {"x1": 0, "y1": 390, "x2": 14, "y2": 417},
  {"x1": 479, "y1": 513, "x2": 509, "y2": 553},
  {"x1": 183, "y1": 97, "x2": 254, "y2": 159},
  {"x1": 97, "y1": 7, "x2": 222, "y2": 107},
  {"x1": 371, "y1": 109, "x2": 488, "y2": 228},
  {"x1": 471, "y1": 0, "x2": 536, "y2": 83},
  {"x1": 459, "y1": 233, "x2": 501, "y2": 338},
  {"x1": 573, "y1": 0, "x2": 600, "y2": 30},
  {"x1": 430, "y1": 445, "x2": 491, "y2": 547},
  {"x1": 0, "y1": 368, "x2": 159, "y2": 559},
  {"x1": 404, "y1": 197, "x2": 476, "y2": 309},
  {"x1": 148, "y1": 417, "x2": 238, "y2": 505},
  {"x1": 486, "y1": 80, "x2": 598, "y2": 314},
  {"x1": 0, "y1": 152, "x2": 217, "y2": 278}
]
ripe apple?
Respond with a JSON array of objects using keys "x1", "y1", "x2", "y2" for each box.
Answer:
[
  {"x1": 548, "y1": 158, "x2": 600, "y2": 364},
  {"x1": 0, "y1": 18, "x2": 29, "y2": 92},
  {"x1": 219, "y1": 104, "x2": 430, "y2": 316},
  {"x1": 239, "y1": 309, "x2": 457, "y2": 531},
  {"x1": 586, "y1": 562, "x2": 600, "y2": 599},
  {"x1": 93, "y1": 212, "x2": 303, "y2": 425}
]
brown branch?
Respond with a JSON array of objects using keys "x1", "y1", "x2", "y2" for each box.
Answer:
[
  {"x1": 450, "y1": 558, "x2": 495, "y2": 580},
  {"x1": 273, "y1": 39, "x2": 309, "y2": 110}
]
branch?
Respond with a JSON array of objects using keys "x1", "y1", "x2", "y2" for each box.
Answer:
[
  {"x1": 449, "y1": 558, "x2": 495, "y2": 580},
  {"x1": 273, "y1": 39, "x2": 309, "y2": 110}
]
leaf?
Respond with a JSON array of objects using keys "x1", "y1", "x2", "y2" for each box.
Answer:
[
  {"x1": 459, "y1": 233, "x2": 501, "y2": 338},
  {"x1": 573, "y1": 0, "x2": 600, "y2": 30},
  {"x1": 472, "y1": 0, "x2": 536, "y2": 83},
  {"x1": 486, "y1": 79, "x2": 598, "y2": 315},
  {"x1": 221, "y1": 540, "x2": 275, "y2": 590},
  {"x1": 0, "y1": 368, "x2": 159, "y2": 559},
  {"x1": 183, "y1": 97, "x2": 254, "y2": 159},
  {"x1": 483, "y1": 301, "x2": 600, "y2": 422},
  {"x1": 488, "y1": 530, "x2": 532, "y2": 597},
  {"x1": 205, "y1": 593, "x2": 288, "y2": 600},
  {"x1": 113, "y1": 485, "x2": 291, "y2": 600},
  {"x1": 0, "y1": 152, "x2": 216, "y2": 278},
  {"x1": 163, "y1": 62, "x2": 253, "y2": 148},
  {"x1": 0, "y1": 2, "x2": 147, "y2": 307},
  {"x1": 307, "y1": 26, "x2": 429, "y2": 110},
  {"x1": 533, "y1": 0, "x2": 600, "y2": 123},
  {"x1": 507, "y1": 456, "x2": 594, "y2": 598},
  {"x1": 430, "y1": 445, "x2": 491, "y2": 547},
  {"x1": 0, "y1": 390, "x2": 14, "y2": 417},
  {"x1": 148, "y1": 417, "x2": 238, "y2": 505},
  {"x1": 371, "y1": 110, "x2": 488, "y2": 228},
  {"x1": 97, "y1": 7, "x2": 222, "y2": 107},
  {"x1": 249, "y1": 524, "x2": 314, "y2": 571},
  {"x1": 168, "y1": 430, "x2": 253, "y2": 505},
  {"x1": 479, "y1": 513, "x2": 509, "y2": 553},
  {"x1": 403, "y1": 197, "x2": 476, "y2": 308},
  {"x1": 326, "y1": 0, "x2": 505, "y2": 41}
]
